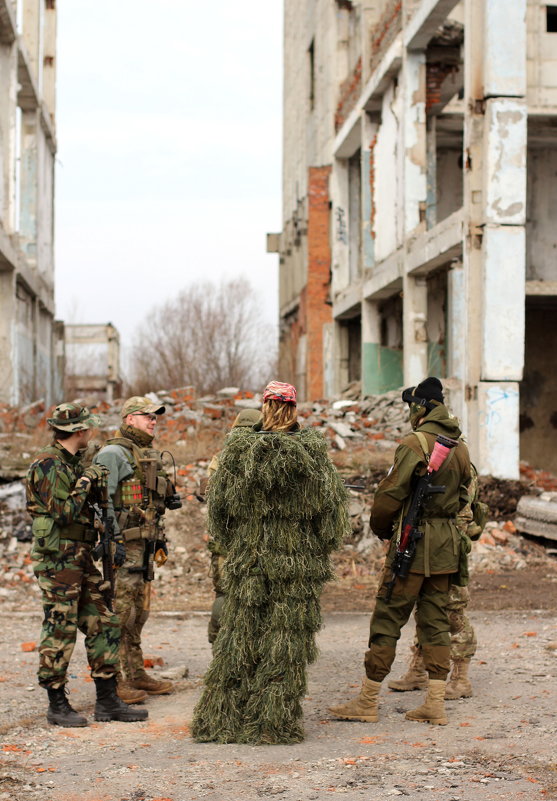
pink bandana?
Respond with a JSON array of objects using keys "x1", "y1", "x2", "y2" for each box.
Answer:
[{"x1": 263, "y1": 381, "x2": 297, "y2": 404}]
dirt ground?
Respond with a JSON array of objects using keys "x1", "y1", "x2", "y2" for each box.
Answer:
[{"x1": 1, "y1": 565, "x2": 556, "y2": 801}]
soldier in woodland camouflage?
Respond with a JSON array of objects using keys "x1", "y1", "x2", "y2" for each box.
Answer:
[
  {"x1": 94, "y1": 397, "x2": 180, "y2": 702},
  {"x1": 26, "y1": 403, "x2": 148, "y2": 727}
]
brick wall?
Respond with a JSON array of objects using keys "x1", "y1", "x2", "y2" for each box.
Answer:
[
  {"x1": 426, "y1": 61, "x2": 458, "y2": 113},
  {"x1": 335, "y1": 57, "x2": 362, "y2": 132},
  {"x1": 306, "y1": 165, "x2": 332, "y2": 400}
]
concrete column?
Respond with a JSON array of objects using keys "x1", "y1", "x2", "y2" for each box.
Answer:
[
  {"x1": 19, "y1": 109, "x2": 39, "y2": 262},
  {"x1": 0, "y1": 40, "x2": 18, "y2": 230},
  {"x1": 403, "y1": 50, "x2": 427, "y2": 235},
  {"x1": 462, "y1": 0, "x2": 527, "y2": 478},
  {"x1": 425, "y1": 117, "x2": 437, "y2": 229},
  {"x1": 403, "y1": 274, "x2": 428, "y2": 384},
  {"x1": 22, "y1": 0, "x2": 42, "y2": 85},
  {"x1": 361, "y1": 298, "x2": 381, "y2": 395},
  {"x1": 330, "y1": 157, "x2": 349, "y2": 295},
  {"x1": 361, "y1": 113, "x2": 378, "y2": 272},
  {"x1": 0, "y1": 271, "x2": 17, "y2": 404},
  {"x1": 446, "y1": 260, "x2": 466, "y2": 421},
  {"x1": 42, "y1": 1, "x2": 57, "y2": 118}
]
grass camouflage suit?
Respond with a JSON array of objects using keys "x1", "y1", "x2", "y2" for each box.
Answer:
[{"x1": 26, "y1": 428, "x2": 120, "y2": 691}]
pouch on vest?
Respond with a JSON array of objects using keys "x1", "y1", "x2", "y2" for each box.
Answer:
[{"x1": 31, "y1": 517, "x2": 60, "y2": 556}]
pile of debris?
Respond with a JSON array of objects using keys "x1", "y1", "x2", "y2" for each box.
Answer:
[{"x1": 0, "y1": 384, "x2": 556, "y2": 613}]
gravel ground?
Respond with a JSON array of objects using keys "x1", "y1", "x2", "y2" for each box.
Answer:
[{"x1": 1, "y1": 599, "x2": 556, "y2": 801}]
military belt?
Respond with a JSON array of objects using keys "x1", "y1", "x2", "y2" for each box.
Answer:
[
  {"x1": 122, "y1": 526, "x2": 156, "y2": 543},
  {"x1": 60, "y1": 523, "x2": 97, "y2": 544}
]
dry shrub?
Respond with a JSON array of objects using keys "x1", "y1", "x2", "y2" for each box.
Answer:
[{"x1": 128, "y1": 278, "x2": 277, "y2": 396}]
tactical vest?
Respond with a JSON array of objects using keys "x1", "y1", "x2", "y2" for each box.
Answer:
[{"x1": 106, "y1": 437, "x2": 169, "y2": 543}]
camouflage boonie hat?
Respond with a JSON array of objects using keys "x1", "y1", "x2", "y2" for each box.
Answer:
[
  {"x1": 47, "y1": 403, "x2": 100, "y2": 432},
  {"x1": 121, "y1": 396, "x2": 165, "y2": 418}
]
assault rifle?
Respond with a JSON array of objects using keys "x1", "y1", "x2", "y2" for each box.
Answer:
[
  {"x1": 91, "y1": 484, "x2": 116, "y2": 611},
  {"x1": 384, "y1": 434, "x2": 458, "y2": 602}
]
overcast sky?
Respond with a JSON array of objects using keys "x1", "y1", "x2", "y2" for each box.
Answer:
[{"x1": 55, "y1": 1, "x2": 282, "y2": 359}]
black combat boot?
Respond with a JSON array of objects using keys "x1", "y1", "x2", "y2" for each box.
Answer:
[
  {"x1": 94, "y1": 676, "x2": 148, "y2": 722},
  {"x1": 46, "y1": 687, "x2": 88, "y2": 727}
]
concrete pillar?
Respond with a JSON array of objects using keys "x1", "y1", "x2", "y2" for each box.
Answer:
[
  {"x1": 19, "y1": 109, "x2": 39, "y2": 262},
  {"x1": 402, "y1": 46, "x2": 428, "y2": 387},
  {"x1": 22, "y1": 0, "x2": 41, "y2": 84},
  {"x1": 403, "y1": 50, "x2": 427, "y2": 235},
  {"x1": 0, "y1": 271, "x2": 16, "y2": 404},
  {"x1": 361, "y1": 113, "x2": 378, "y2": 271},
  {"x1": 43, "y1": 2, "x2": 57, "y2": 118},
  {"x1": 331, "y1": 157, "x2": 349, "y2": 295},
  {"x1": 462, "y1": 0, "x2": 527, "y2": 478},
  {"x1": 0, "y1": 40, "x2": 18, "y2": 230},
  {"x1": 361, "y1": 298, "x2": 381, "y2": 395},
  {"x1": 446, "y1": 260, "x2": 466, "y2": 421},
  {"x1": 403, "y1": 274, "x2": 428, "y2": 384}
]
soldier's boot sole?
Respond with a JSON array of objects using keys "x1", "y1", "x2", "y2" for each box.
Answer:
[
  {"x1": 388, "y1": 678, "x2": 428, "y2": 692},
  {"x1": 94, "y1": 707, "x2": 148, "y2": 723},
  {"x1": 47, "y1": 710, "x2": 88, "y2": 728},
  {"x1": 328, "y1": 711, "x2": 378, "y2": 722}
]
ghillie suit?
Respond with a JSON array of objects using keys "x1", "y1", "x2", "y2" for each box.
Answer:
[{"x1": 192, "y1": 427, "x2": 350, "y2": 745}]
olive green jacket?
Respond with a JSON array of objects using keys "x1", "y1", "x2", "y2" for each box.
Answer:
[{"x1": 370, "y1": 404, "x2": 471, "y2": 576}]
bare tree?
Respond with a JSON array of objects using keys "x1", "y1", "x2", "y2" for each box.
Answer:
[{"x1": 128, "y1": 278, "x2": 277, "y2": 395}]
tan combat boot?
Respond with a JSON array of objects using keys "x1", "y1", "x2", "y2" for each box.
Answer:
[
  {"x1": 445, "y1": 658, "x2": 473, "y2": 700},
  {"x1": 130, "y1": 673, "x2": 174, "y2": 695},
  {"x1": 388, "y1": 645, "x2": 428, "y2": 692},
  {"x1": 405, "y1": 679, "x2": 448, "y2": 725},
  {"x1": 328, "y1": 678, "x2": 381, "y2": 722},
  {"x1": 117, "y1": 679, "x2": 148, "y2": 704}
]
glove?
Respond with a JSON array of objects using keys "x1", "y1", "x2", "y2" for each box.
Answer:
[
  {"x1": 154, "y1": 539, "x2": 168, "y2": 567},
  {"x1": 82, "y1": 464, "x2": 109, "y2": 484},
  {"x1": 113, "y1": 536, "x2": 126, "y2": 567}
]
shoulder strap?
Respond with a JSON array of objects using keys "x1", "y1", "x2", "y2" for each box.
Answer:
[
  {"x1": 412, "y1": 431, "x2": 456, "y2": 474},
  {"x1": 105, "y1": 437, "x2": 144, "y2": 470}
]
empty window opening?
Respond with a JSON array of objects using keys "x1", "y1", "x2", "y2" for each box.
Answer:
[{"x1": 547, "y1": 6, "x2": 557, "y2": 32}]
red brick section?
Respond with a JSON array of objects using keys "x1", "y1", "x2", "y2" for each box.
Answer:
[
  {"x1": 370, "y1": 0, "x2": 402, "y2": 72},
  {"x1": 335, "y1": 57, "x2": 362, "y2": 132},
  {"x1": 306, "y1": 166, "x2": 332, "y2": 401},
  {"x1": 426, "y1": 61, "x2": 459, "y2": 113},
  {"x1": 369, "y1": 135, "x2": 377, "y2": 240}
]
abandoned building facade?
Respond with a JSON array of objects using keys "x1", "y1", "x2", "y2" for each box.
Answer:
[
  {"x1": 271, "y1": 0, "x2": 557, "y2": 478},
  {"x1": 0, "y1": 0, "x2": 61, "y2": 407}
]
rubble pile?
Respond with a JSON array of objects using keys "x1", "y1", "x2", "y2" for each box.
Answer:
[{"x1": 0, "y1": 385, "x2": 556, "y2": 613}]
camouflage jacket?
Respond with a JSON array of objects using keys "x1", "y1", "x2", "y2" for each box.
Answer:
[{"x1": 26, "y1": 442, "x2": 93, "y2": 528}]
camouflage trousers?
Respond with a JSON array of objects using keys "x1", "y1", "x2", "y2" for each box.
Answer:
[
  {"x1": 33, "y1": 541, "x2": 120, "y2": 689},
  {"x1": 114, "y1": 540, "x2": 150, "y2": 680},
  {"x1": 413, "y1": 583, "x2": 477, "y2": 660},
  {"x1": 365, "y1": 570, "x2": 452, "y2": 682}
]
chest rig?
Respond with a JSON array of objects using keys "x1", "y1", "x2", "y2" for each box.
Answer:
[{"x1": 108, "y1": 437, "x2": 169, "y2": 542}]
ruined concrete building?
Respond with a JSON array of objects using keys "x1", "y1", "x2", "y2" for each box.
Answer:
[
  {"x1": 269, "y1": 0, "x2": 557, "y2": 478},
  {"x1": 0, "y1": 0, "x2": 61, "y2": 406}
]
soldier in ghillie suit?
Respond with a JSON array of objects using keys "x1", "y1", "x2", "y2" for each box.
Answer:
[
  {"x1": 329, "y1": 378, "x2": 471, "y2": 727},
  {"x1": 26, "y1": 403, "x2": 148, "y2": 727},
  {"x1": 94, "y1": 397, "x2": 180, "y2": 703},
  {"x1": 192, "y1": 381, "x2": 350, "y2": 745},
  {"x1": 388, "y1": 464, "x2": 487, "y2": 700},
  {"x1": 205, "y1": 408, "x2": 263, "y2": 646}
]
